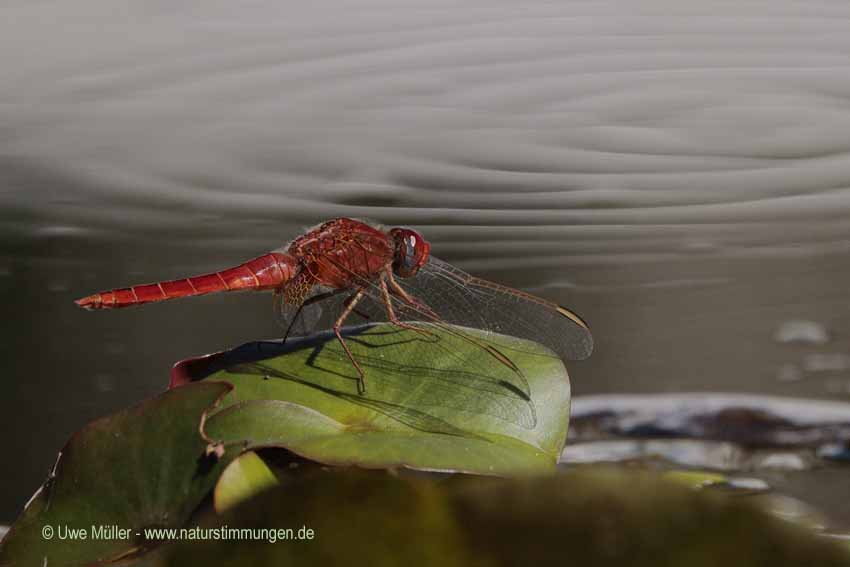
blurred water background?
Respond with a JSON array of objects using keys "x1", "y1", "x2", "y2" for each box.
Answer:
[{"x1": 2, "y1": 0, "x2": 850, "y2": 530}]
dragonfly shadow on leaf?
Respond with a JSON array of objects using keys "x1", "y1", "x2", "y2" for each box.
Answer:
[
  {"x1": 227, "y1": 361, "x2": 479, "y2": 438},
  {"x1": 203, "y1": 324, "x2": 539, "y2": 431},
  {"x1": 301, "y1": 326, "x2": 439, "y2": 379}
]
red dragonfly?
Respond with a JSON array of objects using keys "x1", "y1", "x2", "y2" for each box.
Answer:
[{"x1": 76, "y1": 217, "x2": 592, "y2": 395}]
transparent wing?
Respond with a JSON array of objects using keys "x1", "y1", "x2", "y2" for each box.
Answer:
[
  {"x1": 397, "y1": 256, "x2": 594, "y2": 362},
  {"x1": 307, "y1": 251, "x2": 592, "y2": 391},
  {"x1": 273, "y1": 285, "x2": 339, "y2": 338},
  {"x1": 278, "y1": 254, "x2": 592, "y2": 365}
]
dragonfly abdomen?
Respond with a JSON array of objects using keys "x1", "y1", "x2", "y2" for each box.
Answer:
[{"x1": 75, "y1": 252, "x2": 297, "y2": 310}]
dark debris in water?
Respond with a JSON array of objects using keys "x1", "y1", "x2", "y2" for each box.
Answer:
[
  {"x1": 816, "y1": 443, "x2": 850, "y2": 464},
  {"x1": 570, "y1": 394, "x2": 850, "y2": 449},
  {"x1": 565, "y1": 394, "x2": 850, "y2": 475}
]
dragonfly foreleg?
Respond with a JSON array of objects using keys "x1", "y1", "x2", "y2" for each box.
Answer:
[
  {"x1": 333, "y1": 288, "x2": 368, "y2": 395},
  {"x1": 379, "y1": 274, "x2": 435, "y2": 339},
  {"x1": 384, "y1": 268, "x2": 439, "y2": 319}
]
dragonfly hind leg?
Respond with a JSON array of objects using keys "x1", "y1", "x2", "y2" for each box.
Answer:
[
  {"x1": 278, "y1": 287, "x2": 345, "y2": 343},
  {"x1": 333, "y1": 288, "x2": 368, "y2": 395}
]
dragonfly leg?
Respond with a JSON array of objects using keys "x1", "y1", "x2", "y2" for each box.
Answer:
[
  {"x1": 385, "y1": 268, "x2": 523, "y2": 380},
  {"x1": 379, "y1": 275, "x2": 435, "y2": 338},
  {"x1": 274, "y1": 289, "x2": 300, "y2": 343},
  {"x1": 385, "y1": 268, "x2": 439, "y2": 319},
  {"x1": 333, "y1": 288, "x2": 368, "y2": 395},
  {"x1": 280, "y1": 287, "x2": 348, "y2": 342}
]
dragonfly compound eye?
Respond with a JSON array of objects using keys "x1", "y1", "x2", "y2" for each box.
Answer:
[{"x1": 390, "y1": 228, "x2": 431, "y2": 278}]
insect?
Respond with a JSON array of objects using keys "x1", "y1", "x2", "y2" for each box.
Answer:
[{"x1": 76, "y1": 217, "x2": 592, "y2": 394}]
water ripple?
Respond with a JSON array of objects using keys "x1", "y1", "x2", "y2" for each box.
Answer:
[{"x1": 3, "y1": 0, "x2": 850, "y2": 266}]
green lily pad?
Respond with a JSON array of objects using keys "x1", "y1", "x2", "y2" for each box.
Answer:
[
  {"x1": 214, "y1": 451, "x2": 280, "y2": 513},
  {"x1": 162, "y1": 469, "x2": 850, "y2": 567},
  {"x1": 0, "y1": 382, "x2": 234, "y2": 566},
  {"x1": 167, "y1": 471, "x2": 470, "y2": 567},
  {"x1": 179, "y1": 323, "x2": 572, "y2": 475}
]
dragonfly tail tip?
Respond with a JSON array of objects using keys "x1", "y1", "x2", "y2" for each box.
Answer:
[{"x1": 75, "y1": 294, "x2": 100, "y2": 310}]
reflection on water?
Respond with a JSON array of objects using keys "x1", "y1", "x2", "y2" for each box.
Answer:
[{"x1": 2, "y1": 0, "x2": 850, "y2": 529}]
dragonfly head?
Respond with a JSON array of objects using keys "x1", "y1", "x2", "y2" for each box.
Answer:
[{"x1": 389, "y1": 227, "x2": 431, "y2": 278}]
